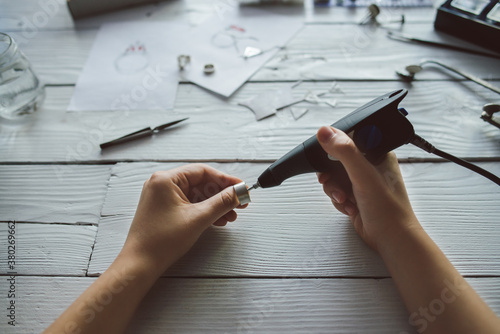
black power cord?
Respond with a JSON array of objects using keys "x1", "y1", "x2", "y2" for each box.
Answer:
[{"x1": 411, "y1": 134, "x2": 500, "y2": 186}]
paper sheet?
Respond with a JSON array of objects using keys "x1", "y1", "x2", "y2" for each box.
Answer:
[
  {"x1": 68, "y1": 22, "x2": 186, "y2": 112},
  {"x1": 178, "y1": 8, "x2": 303, "y2": 97},
  {"x1": 239, "y1": 85, "x2": 295, "y2": 121}
]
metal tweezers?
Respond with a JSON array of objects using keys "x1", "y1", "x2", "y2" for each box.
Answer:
[{"x1": 100, "y1": 117, "x2": 189, "y2": 149}]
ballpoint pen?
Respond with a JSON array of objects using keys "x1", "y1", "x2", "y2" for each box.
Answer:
[{"x1": 100, "y1": 117, "x2": 189, "y2": 149}]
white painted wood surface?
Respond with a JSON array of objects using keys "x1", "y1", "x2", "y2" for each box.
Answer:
[
  {"x1": 1, "y1": 1, "x2": 499, "y2": 333},
  {"x1": 0, "y1": 165, "x2": 111, "y2": 224},
  {"x1": 88, "y1": 161, "x2": 500, "y2": 277},
  {"x1": 4, "y1": 23, "x2": 500, "y2": 85},
  {"x1": 1, "y1": 81, "x2": 499, "y2": 163},
  {"x1": 0, "y1": 0, "x2": 435, "y2": 32},
  {"x1": 1, "y1": 276, "x2": 499, "y2": 334},
  {"x1": 0, "y1": 223, "x2": 97, "y2": 276}
]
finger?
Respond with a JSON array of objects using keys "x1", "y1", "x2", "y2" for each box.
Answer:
[
  {"x1": 316, "y1": 126, "x2": 380, "y2": 189},
  {"x1": 213, "y1": 218, "x2": 228, "y2": 226},
  {"x1": 195, "y1": 185, "x2": 240, "y2": 228},
  {"x1": 317, "y1": 172, "x2": 333, "y2": 184},
  {"x1": 332, "y1": 201, "x2": 349, "y2": 216},
  {"x1": 170, "y1": 164, "x2": 243, "y2": 196},
  {"x1": 323, "y1": 182, "x2": 347, "y2": 204},
  {"x1": 224, "y1": 210, "x2": 237, "y2": 222}
]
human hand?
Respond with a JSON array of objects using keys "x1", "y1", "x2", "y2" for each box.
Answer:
[
  {"x1": 121, "y1": 164, "x2": 246, "y2": 277},
  {"x1": 316, "y1": 126, "x2": 421, "y2": 252}
]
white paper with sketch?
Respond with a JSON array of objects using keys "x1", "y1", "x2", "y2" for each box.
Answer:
[
  {"x1": 178, "y1": 8, "x2": 303, "y2": 97},
  {"x1": 68, "y1": 22, "x2": 185, "y2": 112}
]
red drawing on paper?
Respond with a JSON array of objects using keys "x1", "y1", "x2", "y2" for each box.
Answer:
[
  {"x1": 114, "y1": 41, "x2": 150, "y2": 74},
  {"x1": 211, "y1": 25, "x2": 258, "y2": 54}
]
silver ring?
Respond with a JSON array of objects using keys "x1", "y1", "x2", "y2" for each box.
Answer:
[
  {"x1": 177, "y1": 55, "x2": 190, "y2": 70},
  {"x1": 204, "y1": 64, "x2": 215, "y2": 75},
  {"x1": 233, "y1": 182, "x2": 251, "y2": 205}
]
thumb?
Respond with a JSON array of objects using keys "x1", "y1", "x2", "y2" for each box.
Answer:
[
  {"x1": 316, "y1": 126, "x2": 378, "y2": 187},
  {"x1": 194, "y1": 185, "x2": 240, "y2": 226}
]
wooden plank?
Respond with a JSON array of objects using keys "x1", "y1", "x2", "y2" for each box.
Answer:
[
  {"x1": 5, "y1": 22, "x2": 500, "y2": 85},
  {"x1": 0, "y1": 276, "x2": 498, "y2": 333},
  {"x1": 1, "y1": 81, "x2": 499, "y2": 163},
  {"x1": 88, "y1": 161, "x2": 500, "y2": 277},
  {"x1": 0, "y1": 222, "x2": 96, "y2": 276},
  {"x1": 0, "y1": 165, "x2": 111, "y2": 224},
  {"x1": 0, "y1": 0, "x2": 435, "y2": 32}
]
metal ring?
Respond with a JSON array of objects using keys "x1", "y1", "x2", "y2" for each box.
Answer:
[
  {"x1": 177, "y1": 55, "x2": 190, "y2": 70},
  {"x1": 204, "y1": 64, "x2": 215, "y2": 75},
  {"x1": 233, "y1": 182, "x2": 251, "y2": 205}
]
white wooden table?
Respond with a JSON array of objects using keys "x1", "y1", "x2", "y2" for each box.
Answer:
[{"x1": 1, "y1": 0, "x2": 500, "y2": 332}]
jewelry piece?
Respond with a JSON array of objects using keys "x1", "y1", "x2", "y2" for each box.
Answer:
[
  {"x1": 177, "y1": 55, "x2": 190, "y2": 70},
  {"x1": 204, "y1": 64, "x2": 215, "y2": 75},
  {"x1": 233, "y1": 182, "x2": 251, "y2": 205}
]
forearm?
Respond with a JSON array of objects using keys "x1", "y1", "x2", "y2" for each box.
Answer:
[
  {"x1": 379, "y1": 223, "x2": 500, "y2": 334},
  {"x1": 43, "y1": 248, "x2": 160, "y2": 334}
]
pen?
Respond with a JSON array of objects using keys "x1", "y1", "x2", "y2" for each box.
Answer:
[{"x1": 100, "y1": 117, "x2": 189, "y2": 149}]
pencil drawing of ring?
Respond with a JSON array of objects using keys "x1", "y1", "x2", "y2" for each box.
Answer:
[
  {"x1": 177, "y1": 55, "x2": 190, "y2": 70},
  {"x1": 204, "y1": 64, "x2": 215, "y2": 75},
  {"x1": 233, "y1": 182, "x2": 251, "y2": 205}
]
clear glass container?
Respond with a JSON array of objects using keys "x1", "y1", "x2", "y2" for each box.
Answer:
[{"x1": 0, "y1": 32, "x2": 45, "y2": 120}]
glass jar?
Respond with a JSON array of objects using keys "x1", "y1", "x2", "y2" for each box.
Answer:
[{"x1": 0, "y1": 32, "x2": 45, "y2": 120}]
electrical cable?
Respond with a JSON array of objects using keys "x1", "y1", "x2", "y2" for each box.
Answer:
[{"x1": 411, "y1": 134, "x2": 500, "y2": 186}]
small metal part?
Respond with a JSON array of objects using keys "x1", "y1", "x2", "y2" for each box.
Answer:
[
  {"x1": 360, "y1": 4, "x2": 380, "y2": 25},
  {"x1": 247, "y1": 182, "x2": 260, "y2": 192},
  {"x1": 396, "y1": 60, "x2": 500, "y2": 94},
  {"x1": 177, "y1": 55, "x2": 190, "y2": 70},
  {"x1": 204, "y1": 64, "x2": 215, "y2": 75},
  {"x1": 481, "y1": 103, "x2": 500, "y2": 129},
  {"x1": 233, "y1": 182, "x2": 251, "y2": 205}
]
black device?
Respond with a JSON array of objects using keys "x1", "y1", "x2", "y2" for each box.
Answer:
[
  {"x1": 434, "y1": 0, "x2": 500, "y2": 54},
  {"x1": 250, "y1": 89, "x2": 500, "y2": 190}
]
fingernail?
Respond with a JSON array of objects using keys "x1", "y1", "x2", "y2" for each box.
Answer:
[
  {"x1": 331, "y1": 190, "x2": 343, "y2": 203},
  {"x1": 345, "y1": 204, "x2": 356, "y2": 216},
  {"x1": 318, "y1": 126, "x2": 336, "y2": 143}
]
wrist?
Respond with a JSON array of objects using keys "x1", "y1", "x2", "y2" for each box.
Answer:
[
  {"x1": 115, "y1": 240, "x2": 171, "y2": 282},
  {"x1": 376, "y1": 217, "x2": 425, "y2": 258}
]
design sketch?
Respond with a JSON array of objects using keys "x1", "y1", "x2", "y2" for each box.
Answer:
[
  {"x1": 114, "y1": 41, "x2": 150, "y2": 75},
  {"x1": 210, "y1": 25, "x2": 259, "y2": 55}
]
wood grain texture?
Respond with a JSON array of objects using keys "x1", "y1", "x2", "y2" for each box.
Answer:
[
  {"x1": 0, "y1": 0, "x2": 434, "y2": 32},
  {"x1": 1, "y1": 81, "x2": 499, "y2": 163},
  {"x1": 0, "y1": 165, "x2": 111, "y2": 224},
  {"x1": 88, "y1": 161, "x2": 500, "y2": 277},
  {"x1": 1, "y1": 276, "x2": 499, "y2": 333},
  {"x1": 5, "y1": 22, "x2": 500, "y2": 85},
  {"x1": 0, "y1": 222, "x2": 96, "y2": 276}
]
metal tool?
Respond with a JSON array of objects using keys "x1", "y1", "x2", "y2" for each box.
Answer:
[
  {"x1": 100, "y1": 117, "x2": 188, "y2": 149},
  {"x1": 396, "y1": 60, "x2": 500, "y2": 95},
  {"x1": 248, "y1": 89, "x2": 415, "y2": 190},
  {"x1": 481, "y1": 103, "x2": 500, "y2": 129},
  {"x1": 247, "y1": 89, "x2": 500, "y2": 191}
]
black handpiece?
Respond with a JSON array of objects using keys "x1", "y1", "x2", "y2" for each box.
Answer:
[{"x1": 253, "y1": 89, "x2": 415, "y2": 189}]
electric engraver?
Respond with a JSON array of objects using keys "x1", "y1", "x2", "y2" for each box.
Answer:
[{"x1": 232, "y1": 89, "x2": 500, "y2": 204}]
